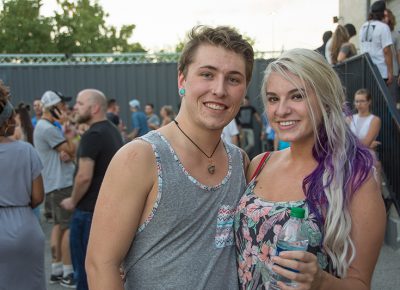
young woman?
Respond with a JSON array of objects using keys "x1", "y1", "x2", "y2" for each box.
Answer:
[
  {"x1": 159, "y1": 105, "x2": 175, "y2": 127},
  {"x1": 235, "y1": 49, "x2": 385, "y2": 290},
  {"x1": 330, "y1": 25, "x2": 357, "y2": 65},
  {"x1": 349, "y1": 89, "x2": 381, "y2": 149},
  {"x1": 0, "y1": 82, "x2": 45, "y2": 290},
  {"x1": 12, "y1": 102, "x2": 34, "y2": 145}
]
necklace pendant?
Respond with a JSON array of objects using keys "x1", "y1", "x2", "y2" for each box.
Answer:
[{"x1": 208, "y1": 164, "x2": 216, "y2": 174}]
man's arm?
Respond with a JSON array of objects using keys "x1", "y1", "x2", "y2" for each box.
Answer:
[
  {"x1": 253, "y1": 111, "x2": 262, "y2": 126},
  {"x1": 55, "y1": 138, "x2": 76, "y2": 159},
  {"x1": 127, "y1": 128, "x2": 139, "y2": 141},
  {"x1": 60, "y1": 157, "x2": 94, "y2": 210},
  {"x1": 231, "y1": 134, "x2": 239, "y2": 146},
  {"x1": 397, "y1": 47, "x2": 400, "y2": 86},
  {"x1": 86, "y1": 140, "x2": 157, "y2": 290},
  {"x1": 383, "y1": 45, "x2": 393, "y2": 85}
]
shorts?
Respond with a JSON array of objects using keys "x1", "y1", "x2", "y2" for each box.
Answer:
[{"x1": 49, "y1": 186, "x2": 73, "y2": 230}]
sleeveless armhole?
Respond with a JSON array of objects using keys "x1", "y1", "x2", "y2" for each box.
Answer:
[
  {"x1": 249, "y1": 152, "x2": 271, "y2": 181},
  {"x1": 135, "y1": 136, "x2": 163, "y2": 234}
]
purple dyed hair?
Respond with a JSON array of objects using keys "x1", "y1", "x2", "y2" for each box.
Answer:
[{"x1": 302, "y1": 124, "x2": 374, "y2": 231}]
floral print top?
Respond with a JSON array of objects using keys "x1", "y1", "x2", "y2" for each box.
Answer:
[{"x1": 234, "y1": 153, "x2": 333, "y2": 290}]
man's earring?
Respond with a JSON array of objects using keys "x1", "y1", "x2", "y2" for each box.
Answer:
[{"x1": 179, "y1": 88, "x2": 186, "y2": 97}]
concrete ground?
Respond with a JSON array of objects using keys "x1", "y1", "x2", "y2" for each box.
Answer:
[{"x1": 43, "y1": 220, "x2": 400, "y2": 290}]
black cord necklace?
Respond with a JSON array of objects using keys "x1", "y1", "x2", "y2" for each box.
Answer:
[{"x1": 173, "y1": 119, "x2": 221, "y2": 174}]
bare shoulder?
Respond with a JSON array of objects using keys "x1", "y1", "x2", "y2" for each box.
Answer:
[
  {"x1": 247, "y1": 151, "x2": 273, "y2": 181},
  {"x1": 103, "y1": 139, "x2": 157, "y2": 195},
  {"x1": 112, "y1": 139, "x2": 155, "y2": 170},
  {"x1": 372, "y1": 115, "x2": 381, "y2": 125}
]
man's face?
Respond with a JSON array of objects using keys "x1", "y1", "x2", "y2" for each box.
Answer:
[
  {"x1": 74, "y1": 93, "x2": 92, "y2": 124},
  {"x1": 178, "y1": 44, "x2": 247, "y2": 131},
  {"x1": 145, "y1": 105, "x2": 153, "y2": 115},
  {"x1": 33, "y1": 100, "x2": 42, "y2": 115}
]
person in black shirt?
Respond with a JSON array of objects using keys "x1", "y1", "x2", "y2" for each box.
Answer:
[
  {"x1": 236, "y1": 95, "x2": 261, "y2": 155},
  {"x1": 61, "y1": 89, "x2": 123, "y2": 290},
  {"x1": 106, "y1": 98, "x2": 120, "y2": 126}
]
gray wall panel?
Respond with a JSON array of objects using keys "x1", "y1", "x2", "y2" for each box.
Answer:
[{"x1": 0, "y1": 60, "x2": 270, "y2": 131}]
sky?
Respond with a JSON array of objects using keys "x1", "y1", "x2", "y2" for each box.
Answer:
[{"x1": 41, "y1": 0, "x2": 339, "y2": 53}]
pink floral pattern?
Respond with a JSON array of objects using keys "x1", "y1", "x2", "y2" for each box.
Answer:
[{"x1": 234, "y1": 180, "x2": 331, "y2": 289}]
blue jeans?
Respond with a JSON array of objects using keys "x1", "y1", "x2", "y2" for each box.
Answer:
[{"x1": 70, "y1": 209, "x2": 93, "y2": 290}]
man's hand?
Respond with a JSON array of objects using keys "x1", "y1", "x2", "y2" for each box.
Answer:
[
  {"x1": 60, "y1": 150, "x2": 72, "y2": 162},
  {"x1": 60, "y1": 197, "x2": 75, "y2": 211},
  {"x1": 386, "y1": 73, "x2": 393, "y2": 86}
]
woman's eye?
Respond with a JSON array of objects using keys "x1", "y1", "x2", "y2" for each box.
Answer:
[
  {"x1": 292, "y1": 94, "x2": 303, "y2": 101},
  {"x1": 267, "y1": 96, "x2": 278, "y2": 103}
]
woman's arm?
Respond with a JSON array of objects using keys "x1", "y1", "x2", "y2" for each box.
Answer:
[
  {"x1": 85, "y1": 140, "x2": 157, "y2": 290},
  {"x1": 31, "y1": 174, "x2": 44, "y2": 208},
  {"x1": 361, "y1": 116, "x2": 381, "y2": 148},
  {"x1": 319, "y1": 174, "x2": 386, "y2": 289},
  {"x1": 272, "y1": 174, "x2": 385, "y2": 290}
]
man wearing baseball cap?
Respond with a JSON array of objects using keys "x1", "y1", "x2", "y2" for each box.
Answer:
[
  {"x1": 33, "y1": 90, "x2": 76, "y2": 287},
  {"x1": 127, "y1": 98, "x2": 149, "y2": 140}
]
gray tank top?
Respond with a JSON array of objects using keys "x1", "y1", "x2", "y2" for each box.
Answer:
[{"x1": 123, "y1": 131, "x2": 246, "y2": 290}]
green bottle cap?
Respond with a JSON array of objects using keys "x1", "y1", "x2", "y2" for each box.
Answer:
[{"x1": 290, "y1": 207, "x2": 305, "y2": 218}]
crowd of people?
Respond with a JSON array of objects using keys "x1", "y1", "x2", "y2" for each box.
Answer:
[
  {"x1": 315, "y1": 0, "x2": 400, "y2": 110},
  {"x1": 0, "y1": 1, "x2": 396, "y2": 290}
]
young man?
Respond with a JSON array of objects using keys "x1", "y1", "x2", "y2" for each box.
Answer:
[
  {"x1": 360, "y1": 0, "x2": 393, "y2": 85},
  {"x1": 144, "y1": 103, "x2": 161, "y2": 130},
  {"x1": 127, "y1": 99, "x2": 149, "y2": 140},
  {"x1": 33, "y1": 91, "x2": 76, "y2": 287},
  {"x1": 60, "y1": 89, "x2": 124, "y2": 290},
  {"x1": 86, "y1": 26, "x2": 254, "y2": 290},
  {"x1": 31, "y1": 98, "x2": 42, "y2": 127}
]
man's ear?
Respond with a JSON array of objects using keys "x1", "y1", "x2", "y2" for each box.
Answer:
[{"x1": 178, "y1": 71, "x2": 186, "y2": 89}]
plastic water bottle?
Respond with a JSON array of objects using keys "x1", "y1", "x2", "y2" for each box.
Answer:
[{"x1": 269, "y1": 207, "x2": 309, "y2": 289}]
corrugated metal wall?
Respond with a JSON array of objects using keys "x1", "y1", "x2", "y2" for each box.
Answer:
[{"x1": 0, "y1": 59, "x2": 269, "y2": 130}]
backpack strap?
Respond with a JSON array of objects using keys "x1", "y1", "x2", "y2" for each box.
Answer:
[{"x1": 249, "y1": 152, "x2": 271, "y2": 181}]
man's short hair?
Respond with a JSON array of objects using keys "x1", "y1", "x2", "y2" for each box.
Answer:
[
  {"x1": 178, "y1": 25, "x2": 254, "y2": 85},
  {"x1": 108, "y1": 98, "x2": 117, "y2": 108},
  {"x1": 145, "y1": 103, "x2": 154, "y2": 109}
]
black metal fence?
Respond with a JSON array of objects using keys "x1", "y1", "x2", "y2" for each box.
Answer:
[{"x1": 334, "y1": 53, "x2": 400, "y2": 213}]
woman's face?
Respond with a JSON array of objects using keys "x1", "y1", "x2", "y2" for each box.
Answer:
[
  {"x1": 264, "y1": 71, "x2": 321, "y2": 146},
  {"x1": 354, "y1": 93, "x2": 370, "y2": 114},
  {"x1": 160, "y1": 108, "x2": 166, "y2": 118}
]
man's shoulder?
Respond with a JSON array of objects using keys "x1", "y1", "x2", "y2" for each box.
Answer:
[{"x1": 114, "y1": 139, "x2": 155, "y2": 167}]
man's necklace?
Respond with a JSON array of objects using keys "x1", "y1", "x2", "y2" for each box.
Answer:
[{"x1": 173, "y1": 119, "x2": 221, "y2": 175}]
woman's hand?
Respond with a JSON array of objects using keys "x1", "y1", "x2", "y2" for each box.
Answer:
[{"x1": 271, "y1": 251, "x2": 323, "y2": 290}]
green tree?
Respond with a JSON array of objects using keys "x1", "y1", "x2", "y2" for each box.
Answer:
[
  {"x1": 0, "y1": 0, "x2": 54, "y2": 53},
  {"x1": 54, "y1": 0, "x2": 146, "y2": 53}
]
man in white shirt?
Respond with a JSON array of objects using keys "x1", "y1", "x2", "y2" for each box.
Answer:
[
  {"x1": 221, "y1": 119, "x2": 239, "y2": 145},
  {"x1": 359, "y1": 0, "x2": 393, "y2": 85}
]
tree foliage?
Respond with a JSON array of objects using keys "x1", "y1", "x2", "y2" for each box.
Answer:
[
  {"x1": 0, "y1": 0, "x2": 146, "y2": 53},
  {"x1": 54, "y1": 0, "x2": 145, "y2": 53},
  {"x1": 0, "y1": 0, "x2": 54, "y2": 53}
]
